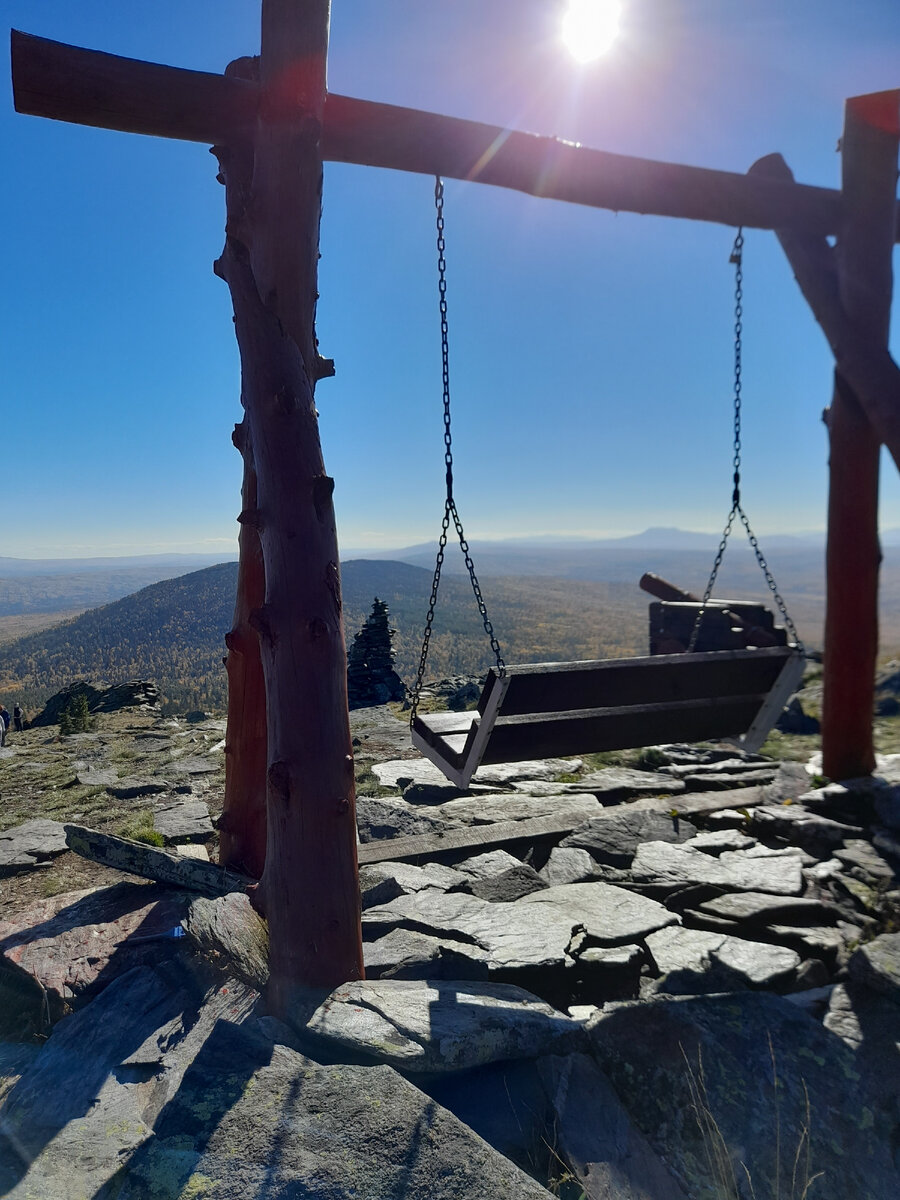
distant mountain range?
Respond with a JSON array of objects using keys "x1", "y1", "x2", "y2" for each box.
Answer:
[{"x1": 5, "y1": 530, "x2": 900, "y2": 715}]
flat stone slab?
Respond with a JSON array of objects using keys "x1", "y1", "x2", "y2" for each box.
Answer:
[
  {"x1": 630, "y1": 841, "x2": 804, "y2": 894},
  {"x1": 356, "y1": 796, "x2": 448, "y2": 842},
  {"x1": 834, "y1": 839, "x2": 897, "y2": 883},
  {"x1": 517, "y1": 882, "x2": 680, "y2": 947},
  {"x1": 0, "y1": 883, "x2": 192, "y2": 1007},
  {"x1": 161, "y1": 754, "x2": 219, "y2": 776},
  {"x1": 512, "y1": 767, "x2": 686, "y2": 801},
  {"x1": 453, "y1": 849, "x2": 523, "y2": 878},
  {"x1": 359, "y1": 860, "x2": 469, "y2": 908},
  {"x1": 540, "y1": 846, "x2": 599, "y2": 886},
  {"x1": 363, "y1": 928, "x2": 491, "y2": 980},
  {"x1": 433, "y1": 791, "x2": 602, "y2": 827},
  {"x1": 152, "y1": 798, "x2": 214, "y2": 843},
  {"x1": 684, "y1": 829, "x2": 756, "y2": 854},
  {"x1": 73, "y1": 767, "x2": 118, "y2": 787},
  {"x1": 363, "y1": 882, "x2": 675, "y2": 974},
  {"x1": 372, "y1": 756, "x2": 582, "y2": 789},
  {"x1": 848, "y1": 932, "x2": 900, "y2": 1003},
  {"x1": 561, "y1": 810, "x2": 698, "y2": 866},
  {"x1": 697, "y1": 891, "x2": 836, "y2": 926},
  {"x1": 0, "y1": 819, "x2": 69, "y2": 874},
  {"x1": 749, "y1": 804, "x2": 864, "y2": 854},
  {"x1": 109, "y1": 778, "x2": 168, "y2": 800},
  {"x1": 468, "y1": 863, "x2": 547, "y2": 902},
  {"x1": 646, "y1": 925, "x2": 799, "y2": 990},
  {"x1": 304, "y1": 978, "x2": 583, "y2": 1072}
]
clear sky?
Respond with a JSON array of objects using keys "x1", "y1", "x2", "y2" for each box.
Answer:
[{"x1": 3, "y1": 1, "x2": 900, "y2": 558}]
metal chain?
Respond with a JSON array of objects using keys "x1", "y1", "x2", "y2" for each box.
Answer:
[
  {"x1": 688, "y1": 230, "x2": 803, "y2": 654},
  {"x1": 410, "y1": 178, "x2": 505, "y2": 723}
]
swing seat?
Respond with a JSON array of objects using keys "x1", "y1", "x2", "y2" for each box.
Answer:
[{"x1": 411, "y1": 645, "x2": 805, "y2": 789}]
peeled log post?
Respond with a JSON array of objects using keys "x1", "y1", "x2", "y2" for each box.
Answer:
[
  {"x1": 821, "y1": 101, "x2": 896, "y2": 780},
  {"x1": 219, "y1": 418, "x2": 268, "y2": 879},
  {"x1": 217, "y1": 238, "x2": 363, "y2": 1000}
]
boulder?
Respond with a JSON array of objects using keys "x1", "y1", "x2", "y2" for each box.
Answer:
[
  {"x1": 587, "y1": 992, "x2": 899, "y2": 1200},
  {"x1": 452, "y1": 849, "x2": 522, "y2": 878},
  {"x1": 0, "y1": 883, "x2": 193, "y2": 1011},
  {"x1": 848, "y1": 932, "x2": 900, "y2": 1004},
  {"x1": 538, "y1": 1052, "x2": 689, "y2": 1199},
  {"x1": 516, "y1": 882, "x2": 679, "y2": 947},
  {"x1": 303, "y1": 978, "x2": 583, "y2": 1073},
  {"x1": 359, "y1": 860, "x2": 468, "y2": 908},
  {"x1": 184, "y1": 893, "x2": 269, "y2": 988}
]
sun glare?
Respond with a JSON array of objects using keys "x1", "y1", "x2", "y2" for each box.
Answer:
[{"x1": 561, "y1": 0, "x2": 623, "y2": 63}]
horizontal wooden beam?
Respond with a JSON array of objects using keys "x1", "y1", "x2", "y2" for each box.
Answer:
[
  {"x1": 356, "y1": 785, "x2": 768, "y2": 865},
  {"x1": 11, "y1": 29, "x2": 878, "y2": 238},
  {"x1": 11, "y1": 30, "x2": 257, "y2": 143}
]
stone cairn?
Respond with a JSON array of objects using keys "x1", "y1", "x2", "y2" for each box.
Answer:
[{"x1": 347, "y1": 597, "x2": 407, "y2": 710}]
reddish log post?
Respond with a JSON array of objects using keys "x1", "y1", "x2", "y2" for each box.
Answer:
[
  {"x1": 217, "y1": 59, "x2": 269, "y2": 881},
  {"x1": 219, "y1": 418, "x2": 268, "y2": 879},
  {"x1": 822, "y1": 98, "x2": 897, "y2": 780},
  {"x1": 220, "y1": 0, "x2": 362, "y2": 1008}
]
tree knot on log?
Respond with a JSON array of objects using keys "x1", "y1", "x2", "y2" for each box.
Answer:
[
  {"x1": 315, "y1": 356, "x2": 336, "y2": 380},
  {"x1": 274, "y1": 385, "x2": 297, "y2": 415},
  {"x1": 268, "y1": 761, "x2": 291, "y2": 803},
  {"x1": 231, "y1": 421, "x2": 249, "y2": 452},
  {"x1": 249, "y1": 606, "x2": 274, "y2": 643},
  {"x1": 336, "y1": 797, "x2": 350, "y2": 816},
  {"x1": 312, "y1": 474, "x2": 335, "y2": 523},
  {"x1": 237, "y1": 507, "x2": 263, "y2": 529}
]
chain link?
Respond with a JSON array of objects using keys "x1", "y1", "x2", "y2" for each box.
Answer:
[
  {"x1": 411, "y1": 179, "x2": 505, "y2": 724},
  {"x1": 688, "y1": 230, "x2": 803, "y2": 655}
]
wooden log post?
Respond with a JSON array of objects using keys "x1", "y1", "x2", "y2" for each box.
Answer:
[
  {"x1": 216, "y1": 1, "x2": 363, "y2": 1009},
  {"x1": 821, "y1": 98, "x2": 897, "y2": 781}
]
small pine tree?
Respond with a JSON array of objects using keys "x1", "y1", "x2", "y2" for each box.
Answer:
[{"x1": 59, "y1": 692, "x2": 93, "y2": 735}]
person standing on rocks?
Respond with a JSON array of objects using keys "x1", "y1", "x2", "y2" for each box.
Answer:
[
  {"x1": 0, "y1": 706, "x2": 9, "y2": 746},
  {"x1": 13, "y1": 704, "x2": 24, "y2": 733}
]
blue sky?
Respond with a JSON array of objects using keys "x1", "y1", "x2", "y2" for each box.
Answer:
[{"x1": 3, "y1": 1, "x2": 900, "y2": 558}]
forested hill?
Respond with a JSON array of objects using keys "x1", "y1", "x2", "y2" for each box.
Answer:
[{"x1": 0, "y1": 559, "x2": 661, "y2": 714}]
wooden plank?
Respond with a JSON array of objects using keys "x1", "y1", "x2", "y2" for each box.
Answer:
[
  {"x1": 63, "y1": 824, "x2": 253, "y2": 896},
  {"x1": 481, "y1": 696, "x2": 765, "y2": 763},
  {"x1": 11, "y1": 30, "x2": 256, "y2": 142},
  {"x1": 11, "y1": 30, "x2": 881, "y2": 239},
  {"x1": 497, "y1": 648, "x2": 794, "y2": 715},
  {"x1": 356, "y1": 786, "x2": 768, "y2": 865}
]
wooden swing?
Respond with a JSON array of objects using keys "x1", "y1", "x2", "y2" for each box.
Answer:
[{"x1": 410, "y1": 199, "x2": 805, "y2": 788}]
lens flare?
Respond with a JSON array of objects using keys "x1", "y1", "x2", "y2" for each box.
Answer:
[{"x1": 561, "y1": 0, "x2": 623, "y2": 63}]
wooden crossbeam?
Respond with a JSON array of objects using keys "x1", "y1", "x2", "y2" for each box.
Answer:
[{"x1": 9, "y1": 29, "x2": 874, "y2": 237}]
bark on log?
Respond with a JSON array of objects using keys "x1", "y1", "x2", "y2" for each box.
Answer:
[
  {"x1": 64, "y1": 824, "x2": 252, "y2": 896},
  {"x1": 219, "y1": 418, "x2": 268, "y2": 878}
]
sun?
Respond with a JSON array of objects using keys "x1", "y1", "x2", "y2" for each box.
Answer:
[{"x1": 561, "y1": 0, "x2": 623, "y2": 63}]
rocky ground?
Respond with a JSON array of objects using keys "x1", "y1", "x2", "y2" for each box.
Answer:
[{"x1": 0, "y1": 684, "x2": 898, "y2": 1197}]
